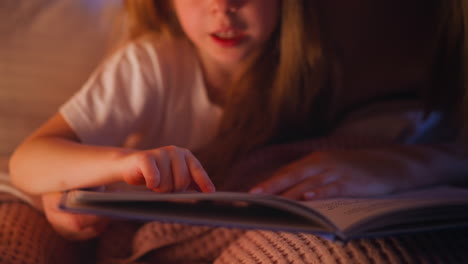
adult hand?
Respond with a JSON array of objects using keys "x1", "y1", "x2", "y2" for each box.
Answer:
[
  {"x1": 119, "y1": 145, "x2": 215, "y2": 193},
  {"x1": 249, "y1": 148, "x2": 424, "y2": 200},
  {"x1": 42, "y1": 192, "x2": 110, "y2": 241}
]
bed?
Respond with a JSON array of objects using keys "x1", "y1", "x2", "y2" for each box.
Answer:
[{"x1": 1, "y1": 1, "x2": 467, "y2": 263}]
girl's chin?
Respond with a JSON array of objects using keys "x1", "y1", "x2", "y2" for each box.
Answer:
[
  {"x1": 215, "y1": 56, "x2": 248, "y2": 66},
  {"x1": 198, "y1": 47, "x2": 253, "y2": 69},
  {"x1": 211, "y1": 50, "x2": 252, "y2": 66}
]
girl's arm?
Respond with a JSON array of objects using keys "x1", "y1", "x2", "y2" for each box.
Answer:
[
  {"x1": 10, "y1": 113, "x2": 215, "y2": 195},
  {"x1": 250, "y1": 143, "x2": 468, "y2": 200},
  {"x1": 10, "y1": 113, "x2": 127, "y2": 193}
]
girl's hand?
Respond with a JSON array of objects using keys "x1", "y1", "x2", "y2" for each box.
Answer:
[
  {"x1": 42, "y1": 192, "x2": 110, "y2": 241},
  {"x1": 119, "y1": 146, "x2": 215, "y2": 193},
  {"x1": 249, "y1": 149, "x2": 426, "y2": 200}
]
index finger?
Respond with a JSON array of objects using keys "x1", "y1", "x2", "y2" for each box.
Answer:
[{"x1": 185, "y1": 151, "x2": 216, "y2": 193}]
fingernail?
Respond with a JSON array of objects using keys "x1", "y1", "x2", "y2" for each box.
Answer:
[
  {"x1": 153, "y1": 172, "x2": 161, "y2": 188},
  {"x1": 207, "y1": 183, "x2": 216, "y2": 193},
  {"x1": 148, "y1": 181, "x2": 158, "y2": 189},
  {"x1": 304, "y1": 192, "x2": 316, "y2": 200},
  {"x1": 249, "y1": 187, "x2": 264, "y2": 194}
]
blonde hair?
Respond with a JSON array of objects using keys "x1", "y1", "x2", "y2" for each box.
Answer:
[
  {"x1": 125, "y1": 0, "x2": 181, "y2": 39},
  {"x1": 125, "y1": 0, "x2": 468, "y2": 181}
]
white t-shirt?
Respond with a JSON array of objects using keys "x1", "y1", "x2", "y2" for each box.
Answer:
[
  {"x1": 60, "y1": 34, "x2": 449, "y2": 152},
  {"x1": 60, "y1": 36, "x2": 222, "y2": 151}
]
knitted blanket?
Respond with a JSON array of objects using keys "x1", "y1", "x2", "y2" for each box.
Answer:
[
  {"x1": 94, "y1": 136, "x2": 468, "y2": 264},
  {"x1": 93, "y1": 220, "x2": 468, "y2": 264},
  {"x1": 1, "y1": 199, "x2": 468, "y2": 264},
  {"x1": 1, "y1": 136, "x2": 468, "y2": 264},
  {"x1": 0, "y1": 195, "x2": 96, "y2": 264}
]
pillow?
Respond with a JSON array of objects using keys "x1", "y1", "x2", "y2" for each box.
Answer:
[{"x1": 0, "y1": 0, "x2": 125, "y2": 156}]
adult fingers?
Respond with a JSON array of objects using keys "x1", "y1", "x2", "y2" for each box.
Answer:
[
  {"x1": 280, "y1": 171, "x2": 338, "y2": 200},
  {"x1": 185, "y1": 151, "x2": 215, "y2": 193},
  {"x1": 302, "y1": 182, "x2": 346, "y2": 200},
  {"x1": 250, "y1": 162, "x2": 327, "y2": 195},
  {"x1": 305, "y1": 179, "x2": 395, "y2": 200}
]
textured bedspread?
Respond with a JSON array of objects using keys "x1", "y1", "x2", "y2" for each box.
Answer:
[
  {"x1": 1, "y1": 198, "x2": 467, "y2": 264},
  {"x1": 94, "y1": 136, "x2": 468, "y2": 264},
  {"x1": 1, "y1": 136, "x2": 468, "y2": 264}
]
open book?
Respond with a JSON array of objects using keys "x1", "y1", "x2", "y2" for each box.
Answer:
[{"x1": 59, "y1": 185, "x2": 468, "y2": 241}]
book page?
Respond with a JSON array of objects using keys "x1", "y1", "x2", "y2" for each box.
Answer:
[{"x1": 302, "y1": 186, "x2": 468, "y2": 233}]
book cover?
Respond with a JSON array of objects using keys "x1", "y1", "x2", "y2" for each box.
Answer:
[{"x1": 59, "y1": 185, "x2": 468, "y2": 241}]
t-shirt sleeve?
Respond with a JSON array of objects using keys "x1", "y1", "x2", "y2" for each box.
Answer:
[{"x1": 60, "y1": 41, "x2": 163, "y2": 146}]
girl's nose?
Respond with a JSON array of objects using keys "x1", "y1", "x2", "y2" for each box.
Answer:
[{"x1": 211, "y1": 0, "x2": 244, "y2": 14}]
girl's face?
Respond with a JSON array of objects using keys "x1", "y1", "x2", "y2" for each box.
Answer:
[{"x1": 172, "y1": 0, "x2": 280, "y2": 69}]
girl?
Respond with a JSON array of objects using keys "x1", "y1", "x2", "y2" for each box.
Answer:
[{"x1": 9, "y1": 0, "x2": 468, "y2": 243}]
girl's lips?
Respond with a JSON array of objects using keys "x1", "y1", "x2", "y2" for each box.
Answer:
[{"x1": 210, "y1": 30, "x2": 246, "y2": 47}]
